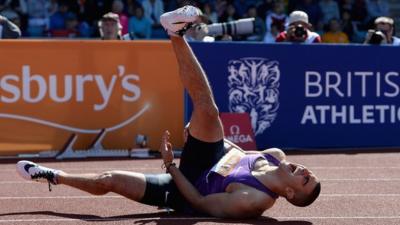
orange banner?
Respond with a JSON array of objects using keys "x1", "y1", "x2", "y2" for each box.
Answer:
[{"x1": 0, "y1": 40, "x2": 183, "y2": 155}]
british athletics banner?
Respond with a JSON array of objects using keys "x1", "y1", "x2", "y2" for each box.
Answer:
[{"x1": 188, "y1": 42, "x2": 400, "y2": 149}]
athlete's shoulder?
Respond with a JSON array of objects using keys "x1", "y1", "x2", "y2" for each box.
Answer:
[{"x1": 261, "y1": 148, "x2": 286, "y2": 161}]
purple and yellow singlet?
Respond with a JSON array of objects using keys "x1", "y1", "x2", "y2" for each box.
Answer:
[{"x1": 195, "y1": 149, "x2": 280, "y2": 199}]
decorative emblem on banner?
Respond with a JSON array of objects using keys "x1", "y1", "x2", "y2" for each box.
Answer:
[{"x1": 227, "y1": 58, "x2": 280, "y2": 135}]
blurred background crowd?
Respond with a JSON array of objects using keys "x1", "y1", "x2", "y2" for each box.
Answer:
[{"x1": 0, "y1": 0, "x2": 397, "y2": 43}]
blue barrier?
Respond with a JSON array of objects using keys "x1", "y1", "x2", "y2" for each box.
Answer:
[{"x1": 187, "y1": 42, "x2": 400, "y2": 149}]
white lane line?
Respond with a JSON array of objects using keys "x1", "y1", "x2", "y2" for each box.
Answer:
[
  {"x1": 0, "y1": 167, "x2": 156, "y2": 172},
  {"x1": 310, "y1": 167, "x2": 400, "y2": 169},
  {"x1": 0, "y1": 218, "x2": 215, "y2": 223},
  {"x1": 1, "y1": 194, "x2": 400, "y2": 200},
  {"x1": 322, "y1": 178, "x2": 400, "y2": 181},
  {"x1": 321, "y1": 194, "x2": 400, "y2": 197},
  {"x1": 0, "y1": 216, "x2": 399, "y2": 223},
  {"x1": 3, "y1": 178, "x2": 400, "y2": 184},
  {"x1": 0, "y1": 181, "x2": 34, "y2": 184},
  {"x1": 275, "y1": 216, "x2": 400, "y2": 220},
  {"x1": 0, "y1": 196, "x2": 123, "y2": 200},
  {"x1": 1, "y1": 166, "x2": 400, "y2": 173}
]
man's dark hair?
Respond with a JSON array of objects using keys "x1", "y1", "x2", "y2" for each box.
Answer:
[{"x1": 292, "y1": 182, "x2": 321, "y2": 207}]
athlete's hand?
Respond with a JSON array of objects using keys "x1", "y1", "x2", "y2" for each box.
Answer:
[{"x1": 159, "y1": 130, "x2": 174, "y2": 165}]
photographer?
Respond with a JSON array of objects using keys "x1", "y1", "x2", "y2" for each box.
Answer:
[
  {"x1": 276, "y1": 11, "x2": 321, "y2": 43},
  {"x1": 183, "y1": 14, "x2": 255, "y2": 42},
  {"x1": 364, "y1": 17, "x2": 400, "y2": 45}
]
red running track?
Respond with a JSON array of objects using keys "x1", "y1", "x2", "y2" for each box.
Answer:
[{"x1": 1, "y1": 152, "x2": 400, "y2": 225}]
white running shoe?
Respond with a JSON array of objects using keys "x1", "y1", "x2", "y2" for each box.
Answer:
[
  {"x1": 16, "y1": 160, "x2": 61, "y2": 191},
  {"x1": 160, "y1": 5, "x2": 202, "y2": 36}
]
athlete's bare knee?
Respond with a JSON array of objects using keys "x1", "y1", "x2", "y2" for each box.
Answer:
[{"x1": 94, "y1": 171, "x2": 116, "y2": 194}]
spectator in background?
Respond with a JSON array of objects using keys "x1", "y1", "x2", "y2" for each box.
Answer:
[
  {"x1": 245, "y1": 5, "x2": 265, "y2": 42},
  {"x1": 350, "y1": 0, "x2": 369, "y2": 42},
  {"x1": 276, "y1": 10, "x2": 321, "y2": 43},
  {"x1": 112, "y1": 0, "x2": 128, "y2": 35},
  {"x1": 72, "y1": 0, "x2": 111, "y2": 30},
  {"x1": 341, "y1": 10, "x2": 354, "y2": 41},
  {"x1": 365, "y1": 0, "x2": 389, "y2": 20},
  {"x1": 142, "y1": 0, "x2": 164, "y2": 38},
  {"x1": 126, "y1": 0, "x2": 141, "y2": 16},
  {"x1": 339, "y1": 0, "x2": 353, "y2": 14},
  {"x1": 0, "y1": 3, "x2": 21, "y2": 29},
  {"x1": 287, "y1": 0, "x2": 297, "y2": 13},
  {"x1": 219, "y1": 4, "x2": 239, "y2": 23},
  {"x1": 63, "y1": 12, "x2": 79, "y2": 38},
  {"x1": 19, "y1": 0, "x2": 56, "y2": 37},
  {"x1": 201, "y1": 3, "x2": 218, "y2": 24},
  {"x1": 322, "y1": 18, "x2": 350, "y2": 43},
  {"x1": 264, "y1": 22, "x2": 279, "y2": 43},
  {"x1": 352, "y1": 0, "x2": 368, "y2": 22},
  {"x1": 142, "y1": 0, "x2": 164, "y2": 27},
  {"x1": 184, "y1": 22, "x2": 215, "y2": 42},
  {"x1": 233, "y1": 0, "x2": 254, "y2": 18},
  {"x1": 295, "y1": 0, "x2": 323, "y2": 31},
  {"x1": 319, "y1": 0, "x2": 340, "y2": 25},
  {"x1": 0, "y1": 0, "x2": 22, "y2": 19},
  {"x1": 49, "y1": 1, "x2": 69, "y2": 36},
  {"x1": 0, "y1": 0, "x2": 7, "y2": 12},
  {"x1": 128, "y1": 6, "x2": 151, "y2": 39},
  {"x1": 163, "y1": 0, "x2": 177, "y2": 12},
  {"x1": 0, "y1": 14, "x2": 20, "y2": 38},
  {"x1": 215, "y1": 0, "x2": 228, "y2": 18},
  {"x1": 265, "y1": 1, "x2": 288, "y2": 33},
  {"x1": 98, "y1": 12, "x2": 122, "y2": 40},
  {"x1": 257, "y1": 0, "x2": 274, "y2": 20},
  {"x1": 364, "y1": 16, "x2": 400, "y2": 45}
]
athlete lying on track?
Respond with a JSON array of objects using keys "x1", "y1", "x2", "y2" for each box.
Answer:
[{"x1": 16, "y1": 6, "x2": 320, "y2": 219}]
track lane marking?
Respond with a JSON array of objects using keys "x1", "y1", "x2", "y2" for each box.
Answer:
[
  {"x1": 4, "y1": 178, "x2": 400, "y2": 184},
  {"x1": 0, "y1": 216, "x2": 400, "y2": 223},
  {"x1": 2, "y1": 166, "x2": 400, "y2": 172},
  {"x1": 2, "y1": 194, "x2": 400, "y2": 200}
]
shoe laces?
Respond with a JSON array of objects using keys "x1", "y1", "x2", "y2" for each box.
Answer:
[
  {"x1": 176, "y1": 22, "x2": 194, "y2": 36},
  {"x1": 31, "y1": 170, "x2": 55, "y2": 192}
]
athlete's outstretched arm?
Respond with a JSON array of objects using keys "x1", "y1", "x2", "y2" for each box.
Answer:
[{"x1": 170, "y1": 36, "x2": 223, "y2": 142}]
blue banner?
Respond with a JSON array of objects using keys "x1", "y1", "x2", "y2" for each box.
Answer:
[{"x1": 187, "y1": 42, "x2": 400, "y2": 149}]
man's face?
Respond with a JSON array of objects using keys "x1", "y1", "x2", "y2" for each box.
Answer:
[
  {"x1": 376, "y1": 23, "x2": 393, "y2": 39},
  {"x1": 279, "y1": 161, "x2": 319, "y2": 195},
  {"x1": 100, "y1": 20, "x2": 119, "y2": 40}
]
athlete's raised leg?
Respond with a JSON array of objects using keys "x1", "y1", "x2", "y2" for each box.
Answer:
[
  {"x1": 161, "y1": 6, "x2": 224, "y2": 142},
  {"x1": 172, "y1": 36, "x2": 223, "y2": 142}
]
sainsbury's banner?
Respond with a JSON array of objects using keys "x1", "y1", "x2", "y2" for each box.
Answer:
[
  {"x1": 188, "y1": 42, "x2": 400, "y2": 149},
  {"x1": 0, "y1": 40, "x2": 183, "y2": 154}
]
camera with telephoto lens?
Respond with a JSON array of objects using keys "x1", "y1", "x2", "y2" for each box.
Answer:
[
  {"x1": 206, "y1": 18, "x2": 255, "y2": 37},
  {"x1": 367, "y1": 30, "x2": 386, "y2": 44},
  {"x1": 294, "y1": 24, "x2": 307, "y2": 38}
]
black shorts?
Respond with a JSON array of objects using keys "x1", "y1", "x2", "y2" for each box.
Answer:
[{"x1": 139, "y1": 132, "x2": 224, "y2": 213}]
